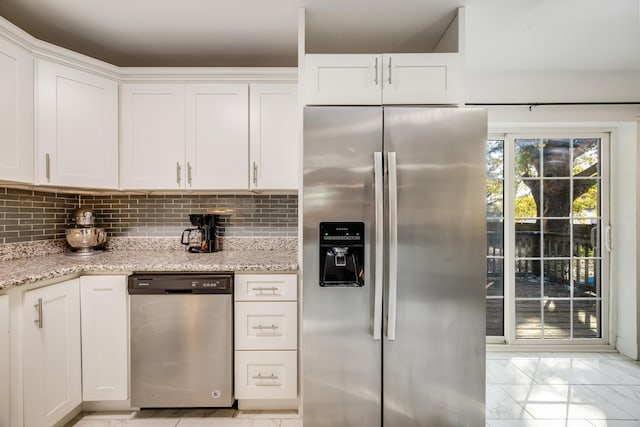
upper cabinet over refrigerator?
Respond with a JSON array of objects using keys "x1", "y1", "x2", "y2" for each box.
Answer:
[{"x1": 305, "y1": 53, "x2": 462, "y2": 105}]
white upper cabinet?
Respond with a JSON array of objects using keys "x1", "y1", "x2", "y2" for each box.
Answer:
[
  {"x1": 381, "y1": 53, "x2": 462, "y2": 105},
  {"x1": 0, "y1": 36, "x2": 33, "y2": 183},
  {"x1": 186, "y1": 84, "x2": 249, "y2": 189},
  {"x1": 120, "y1": 84, "x2": 186, "y2": 189},
  {"x1": 121, "y1": 83, "x2": 249, "y2": 190},
  {"x1": 249, "y1": 83, "x2": 298, "y2": 190},
  {"x1": 36, "y1": 59, "x2": 118, "y2": 189},
  {"x1": 305, "y1": 54, "x2": 382, "y2": 105},
  {"x1": 305, "y1": 53, "x2": 461, "y2": 105},
  {"x1": 121, "y1": 82, "x2": 297, "y2": 191}
]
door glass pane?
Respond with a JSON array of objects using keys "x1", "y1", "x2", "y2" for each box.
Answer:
[
  {"x1": 573, "y1": 300, "x2": 600, "y2": 337},
  {"x1": 515, "y1": 139, "x2": 541, "y2": 177},
  {"x1": 486, "y1": 299, "x2": 504, "y2": 336},
  {"x1": 515, "y1": 261, "x2": 541, "y2": 298},
  {"x1": 543, "y1": 139, "x2": 571, "y2": 177},
  {"x1": 515, "y1": 220, "x2": 540, "y2": 258},
  {"x1": 543, "y1": 265, "x2": 570, "y2": 298},
  {"x1": 573, "y1": 220, "x2": 599, "y2": 258},
  {"x1": 516, "y1": 300, "x2": 542, "y2": 339},
  {"x1": 573, "y1": 180, "x2": 599, "y2": 218},
  {"x1": 573, "y1": 139, "x2": 600, "y2": 176},
  {"x1": 543, "y1": 300, "x2": 570, "y2": 339},
  {"x1": 515, "y1": 179, "x2": 539, "y2": 218},
  {"x1": 487, "y1": 258, "x2": 503, "y2": 296},
  {"x1": 487, "y1": 180, "x2": 503, "y2": 217},
  {"x1": 573, "y1": 259, "x2": 600, "y2": 298}
]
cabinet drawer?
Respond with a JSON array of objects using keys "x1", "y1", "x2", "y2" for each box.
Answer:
[
  {"x1": 235, "y1": 274, "x2": 297, "y2": 301},
  {"x1": 235, "y1": 302, "x2": 297, "y2": 350},
  {"x1": 235, "y1": 351, "x2": 297, "y2": 400}
]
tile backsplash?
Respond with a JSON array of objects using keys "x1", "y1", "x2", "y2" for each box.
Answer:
[{"x1": 0, "y1": 187, "x2": 298, "y2": 245}]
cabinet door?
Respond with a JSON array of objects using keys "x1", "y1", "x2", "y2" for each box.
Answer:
[
  {"x1": 80, "y1": 276, "x2": 128, "y2": 401},
  {"x1": 305, "y1": 54, "x2": 382, "y2": 105},
  {"x1": 36, "y1": 59, "x2": 118, "y2": 188},
  {"x1": 0, "y1": 36, "x2": 33, "y2": 183},
  {"x1": 23, "y1": 279, "x2": 81, "y2": 427},
  {"x1": 120, "y1": 84, "x2": 186, "y2": 189},
  {"x1": 249, "y1": 83, "x2": 298, "y2": 190},
  {"x1": 185, "y1": 84, "x2": 248, "y2": 189},
  {"x1": 0, "y1": 294, "x2": 9, "y2": 427},
  {"x1": 382, "y1": 53, "x2": 462, "y2": 105}
]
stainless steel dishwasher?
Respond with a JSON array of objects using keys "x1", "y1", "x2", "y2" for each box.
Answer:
[{"x1": 128, "y1": 272, "x2": 233, "y2": 408}]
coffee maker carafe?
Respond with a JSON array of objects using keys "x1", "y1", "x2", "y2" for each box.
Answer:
[{"x1": 181, "y1": 214, "x2": 220, "y2": 253}]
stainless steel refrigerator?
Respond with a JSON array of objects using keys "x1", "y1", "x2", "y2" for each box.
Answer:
[{"x1": 302, "y1": 107, "x2": 487, "y2": 427}]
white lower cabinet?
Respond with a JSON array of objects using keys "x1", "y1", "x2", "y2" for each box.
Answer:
[
  {"x1": 0, "y1": 294, "x2": 9, "y2": 427},
  {"x1": 235, "y1": 351, "x2": 297, "y2": 400},
  {"x1": 234, "y1": 273, "x2": 298, "y2": 409},
  {"x1": 23, "y1": 279, "x2": 81, "y2": 427},
  {"x1": 80, "y1": 275, "x2": 128, "y2": 401}
]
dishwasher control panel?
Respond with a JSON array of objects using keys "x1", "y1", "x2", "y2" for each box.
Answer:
[{"x1": 128, "y1": 273, "x2": 233, "y2": 294}]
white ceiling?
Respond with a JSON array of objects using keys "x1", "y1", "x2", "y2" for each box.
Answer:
[{"x1": 0, "y1": 0, "x2": 638, "y2": 71}]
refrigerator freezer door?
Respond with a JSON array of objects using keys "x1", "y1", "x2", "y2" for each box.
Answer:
[
  {"x1": 303, "y1": 107, "x2": 383, "y2": 427},
  {"x1": 382, "y1": 108, "x2": 487, "y2": 427}
]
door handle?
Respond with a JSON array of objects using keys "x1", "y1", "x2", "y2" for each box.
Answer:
[
  {"x1": 374, "y1": 57, "x2": 379, "y2": 85},
  {"x1": 45, "y1": 153, "x2": 51, "y2": 182},
  {"x1": 373, "y1": 152, "x2": 384, "y2": 341},
  {"x1": 34, "y1": 298, "x2": 43, "y2": 329},
  {"x1": 387, "y1": 152, "x2": 398, "y2": 340}
]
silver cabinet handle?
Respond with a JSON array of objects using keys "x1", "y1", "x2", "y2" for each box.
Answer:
[
  {"x1": 605, "y1": 225, "x2": 612, "y2": 252},
  {"x1": 253, "y1": 162, "x2": 258, "y2": 185},
  {"x1": 252, "y1": 373, "x2": 279, "y2": 380},
  {"x1": 387, "y1": 152, "x2": 398, "y2": 340},
  {"x1": 253, "y1": 286, "x2": 279, "y2": 292},
  {"x1": 387, "y1": 57, "x2": 392, "y2": 84},
  {"x1": 374, "y1": 57, "x2": 379, "y2": 85},
  {"x1": 252, "y1": 324, "x2": 279, "y2": 330},
  {"x1": 373, "y1": 152, "x2": 384, "y2": 341},
  {"x1": 45, "y1": 153, "x2": 51, "y2": 182},
  {"x1": 187, "y1": 162, "x2": 192, "y2": 186},
  {"x1": 176, "y1": 162, "x2": 181, "y2": 186},
  {"x1": 34, "y1": 298, "x2": 43, "y2": 329}
]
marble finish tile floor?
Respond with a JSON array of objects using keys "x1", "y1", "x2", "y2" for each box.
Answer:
[
  {"x1": 67, "y1": 352, "x2": 640, "y2": 426},
  {"x1": 486, "y1": 351, "x2": 640, "y2": 427}
]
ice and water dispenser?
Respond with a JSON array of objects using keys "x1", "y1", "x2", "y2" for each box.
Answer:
[{"x1": 319, "y1": 222, "x2": 364, "y2": 287}]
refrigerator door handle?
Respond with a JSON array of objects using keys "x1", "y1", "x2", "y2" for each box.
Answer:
[
  {"x1": 373, "y1": 151, "x2": 384, "y2": 341},
  {"x1": 387, "y1": 151, "x2": 398, "y2": 340}
]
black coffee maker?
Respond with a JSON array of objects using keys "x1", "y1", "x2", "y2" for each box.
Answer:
[{"x1": 181, "y1": 214, "x2": 220, "y2": 253}]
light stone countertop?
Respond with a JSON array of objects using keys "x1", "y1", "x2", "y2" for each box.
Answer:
[{"x1": 0, "y1": 249, "x2": 298, "y2": 290}]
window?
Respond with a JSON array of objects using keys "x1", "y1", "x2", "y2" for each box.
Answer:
[{"x1": 486, "y1": 133, "x2": 609, "y2": 343}]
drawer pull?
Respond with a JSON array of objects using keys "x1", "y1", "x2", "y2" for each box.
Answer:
[
  {"x1": 252, "y1": 324, "x2": 278, "y2": 330},
  {"x1": 252, "y1": 373, "x2": 279, "y2": 380},
  {"x1": 252, "y1": 286, "x2": 280, "y2": 292}
]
